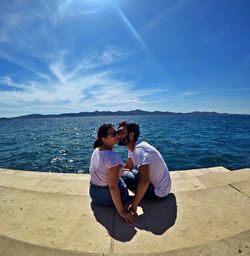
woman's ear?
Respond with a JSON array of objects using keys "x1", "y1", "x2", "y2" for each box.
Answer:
[{"x1": 101, "y1": 137, "x2": 107, "y2": 144}]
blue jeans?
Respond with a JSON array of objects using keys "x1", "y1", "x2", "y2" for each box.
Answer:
[
  {"x1": 89, "y1": 178, "x2": 129, "y2": 206},
  {"x1": 122, "y1": 169, "x2": 159, "y2": 200}
]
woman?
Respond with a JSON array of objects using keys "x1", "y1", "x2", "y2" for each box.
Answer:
[{"x1": 89, "y1": 123, "x2": 135, "y2": 224}]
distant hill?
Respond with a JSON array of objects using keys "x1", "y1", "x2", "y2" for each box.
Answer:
[{"x1": 0, "y1": 109, "x2": 238, "y2": 120}]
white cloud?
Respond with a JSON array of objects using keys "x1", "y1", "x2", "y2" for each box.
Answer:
[
  {"x1": 0, "y1": 51, "x2": 165, "y2": 117},
  {"x1": 145, "y1": 0, "x2": 186, "y2": 31},
  {"x1": 201, "y1": 26, "x2": 229, "y2": 45},
  {"x1": 99, "y1": 47, "x2": 129, "y2": 65},
  {"x1": 0, "y1": 0, "x2": 174, "y2": 117},
  {"x1": 181, "y1": 91, "x2": 200, "y2": 97},
  {"x1": 0, "y1": 12, "x2": 23, "y2": 42},
  {"x1": 201, "y1": 73, "x2": 227, "y2": 81},
  {"x1": 181, "y1": 87, "x2": 250, "y2": 98},
  {"x1": 0, "y1": 76, "x2": 30, "y2": 90},
  {"x1": 54, "y1": 0, "x2": 103, "y2": 24},
  {"x1": 79, "y1": 9, "x2": 101, "y2": 16}
]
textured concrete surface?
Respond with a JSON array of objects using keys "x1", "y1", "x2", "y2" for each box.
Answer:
[
  {"x1": 230, "y1": 179, "x2": 250, "y2": 198},
  {"x1": 197, "y1": 169, "x2": 250, "y2": 188},
  {"x1": 0, "y1": 166, "x2": 250, "y2": 255},
  {"x1": 176, "y1": 166, "x2": 230, "y2": 178},
  {"x1": 112, "y1": 185, "x2": 250, "y2": 254}
]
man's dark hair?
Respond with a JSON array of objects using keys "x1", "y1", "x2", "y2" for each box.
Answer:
[{"x1": 119, "y1": 121, "x2": 140, "y2": 142}]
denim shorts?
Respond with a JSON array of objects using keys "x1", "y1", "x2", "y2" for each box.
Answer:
[
  {"x1": 122, "y1": 169, "x2": 159, "y2": 200},
  {"x1": 89, "y1": 178, "x2": 129, "y2": 207}
]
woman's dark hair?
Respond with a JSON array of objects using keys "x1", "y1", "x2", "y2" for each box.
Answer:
[
  {"x1": 93, "y1": 123, "x2": 113, "y2": 149},
  {"x1": 118, "y1": 121, "x2": 140, "y2": 142}
]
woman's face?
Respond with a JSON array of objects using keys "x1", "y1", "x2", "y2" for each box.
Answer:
[{"x1": 105, "y1": 126, "x2": 119, "y2": 145}]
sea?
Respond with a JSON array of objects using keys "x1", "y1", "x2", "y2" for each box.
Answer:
[{"x1": 0, "y1": 114, "x2": 250, "y2": 173}]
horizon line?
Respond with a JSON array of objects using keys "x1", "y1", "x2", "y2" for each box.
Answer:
[{"x1": 1, "y1": 109, "x2": 249, "y2": 119}]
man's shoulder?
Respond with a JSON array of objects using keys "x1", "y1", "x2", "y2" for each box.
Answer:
[
  {"x1": 134, "y1": 141, "x2": 151, "y2": 155},
  {"x1": 136, "y1": 141, "x2": 151, "y2": 149},
  {"x1": 129, "y1": 141, "x2": 152, "y2": 156},
  {"x1": 136, "y1": 141, "x2": 159, "y2": 155}
]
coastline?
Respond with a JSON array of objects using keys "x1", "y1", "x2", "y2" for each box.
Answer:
[{"x1": 1, "y1": 109, "x2": 250, "y2": 120}]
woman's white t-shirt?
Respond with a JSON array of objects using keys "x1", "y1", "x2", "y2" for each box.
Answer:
[{"x1": 89, "y1": 148, "x2": 123, "y2": 186}]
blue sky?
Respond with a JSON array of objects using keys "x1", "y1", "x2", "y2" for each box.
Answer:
[{"x1": 0, "y1": 0, "x2": 250, "y2": 117}]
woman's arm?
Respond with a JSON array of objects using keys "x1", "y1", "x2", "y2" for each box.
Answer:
[{"x1": 108, "y1": 165, "x2": 135, "y2": 223}]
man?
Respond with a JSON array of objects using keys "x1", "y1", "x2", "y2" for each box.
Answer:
[{"x1": 118, "y1": 121, "x2": 171, "y2": 214}]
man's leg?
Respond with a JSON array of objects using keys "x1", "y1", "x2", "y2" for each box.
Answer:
[
  {"x1": 121, "y1": 169, "x2": 139, "y2": 192},
  {"x1": 143, "y1": 183, "x2": 159, "y2": 200},
  {"x1": 122, "y1": 170, "x2": 159, "y2": 200},
  {"x1": 118, "y1": 178, "x2": 130, "y2": 204}
]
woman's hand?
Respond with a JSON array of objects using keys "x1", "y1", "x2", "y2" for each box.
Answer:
[
  {"x1": 128, "y1": 196, "x2": 138, "y2": 215},
  {"x1": 119, "y1": 209, "x2": 136, "y2": 224},
  {"x1": 128, "y1": 203, "x2": 137, "y2": 215}
]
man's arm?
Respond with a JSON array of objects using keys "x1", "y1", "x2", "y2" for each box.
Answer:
[
  {"x1": 130, "y1": 164, "x2": 150, "y2": 213},
  {"x1": 124, "y1": 157, "x2": 134, "y2": 171}
]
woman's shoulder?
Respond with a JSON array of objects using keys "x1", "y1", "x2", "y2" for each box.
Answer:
[
  {"x1": 104, "y1": 152, "x2": 123, "y2": 169},
  {"x1": 94, "y1": 148, "x2": 118, "y2": 157},
  {"x1": 92, "y1": 147, "x2": 100, "y2": 154},
  {"x1": 103, "y1": 150, "x2": 122, "y2": 162},
  {"x1": 103, "y1": 150, "x2": 120, "y2": 157}
]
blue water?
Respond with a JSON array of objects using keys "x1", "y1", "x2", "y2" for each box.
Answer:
[{"x1": 0, "y1": 114, "x2": 249, "y2": 173}]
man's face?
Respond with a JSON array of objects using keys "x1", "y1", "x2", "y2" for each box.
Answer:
[{"x1": 118, "y1": 126, "x2": 130, "y2": 146}]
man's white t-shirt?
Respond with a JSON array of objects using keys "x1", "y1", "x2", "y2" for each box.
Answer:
[
  {"x1": 128, "y1": 141, "x2": 171, "y2": 197},
  {"x1": 89, "y1": 148, "x2": 123, "y2": 186}
]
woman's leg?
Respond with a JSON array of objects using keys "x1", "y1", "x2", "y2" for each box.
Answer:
[
  {"x1": 90, "y1": 181, "x2": 129, "y2": 206},
  {"x1": 89, "y1": 183, "x2": 114, "y2": 206}
]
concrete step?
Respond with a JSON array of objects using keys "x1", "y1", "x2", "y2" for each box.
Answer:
[
  {"x1": 197, "y1": 169, "x2": 250, "y2": 188},
  {"x1": 0, "y1": 186, "x2": 113, "y2": 254},
  {"x1": 171, "y1": 166, "x2": 231, "y2": 179},
  {"x1": 171, "y1": 168, "x2": 250, "y2": 193},
  {"x1": 1, "y1": 229, "x2": 249, "y2": 256},
  {"x1": 0, "y1": 169, "x2": 88, "y2": 195},
  {"x1": 111, "y1": 183, "x2": 250, "y2": 254},
  {"x1": 1, "y1": 167, "x2": 249, "y2": 195},
  {"x1": 234, "y1": 168, "x2": 250, "y2": 172},
  {"x1": 2, "y1": 168, "x2": 208, "y2": 195},
  {"x1": 0, "y1": 180, "x2": 250, "y2": 255}
]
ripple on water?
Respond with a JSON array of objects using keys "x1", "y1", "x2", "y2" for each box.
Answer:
[{"x1": 0, "y1": 115, "x2": 249, "y2": 172}]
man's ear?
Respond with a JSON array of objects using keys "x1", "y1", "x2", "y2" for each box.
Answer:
[{"x1": 129, "y1": 132, "x2": 134, "y2": 140}]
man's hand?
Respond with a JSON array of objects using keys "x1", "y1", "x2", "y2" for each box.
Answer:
[{"x1": 119, "y1": 209, "x2": 136, "y2": 224}]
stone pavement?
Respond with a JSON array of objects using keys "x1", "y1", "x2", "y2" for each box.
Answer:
[{"x1": 0, "y1": 166, "x2": 250, "y2": 256}]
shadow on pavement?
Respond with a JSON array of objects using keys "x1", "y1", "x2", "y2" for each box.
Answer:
[
  {"x1": 91, "y1": 201, "x2": 137, "y2": 242},
  {"x1": 90, "y1": 193, "x2": 177, "y2": 242},
  {"x1": 135, "y1": 193, "x2": 177, "y2": 235}
]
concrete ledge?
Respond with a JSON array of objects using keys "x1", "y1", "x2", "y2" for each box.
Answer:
[
  {"x1": 197, "y1": 169, "x2": 250, "y2": 188},
  {"x1": 1, "y1": 230, "x2": 250, "y2": 256},
  {"x1": 230, "y1": 179, "x2": 250, "y2": 198},
  {"x1": 175, "y1": 166, "x2": 230, "y2": 178},
  {"x1": 0, "y1": 167, "x2": 250, "y2": 255}
]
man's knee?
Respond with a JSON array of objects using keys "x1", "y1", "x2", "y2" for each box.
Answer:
[{"x1": 122, "y1": 171, "x2": 138, "y2": 191}]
